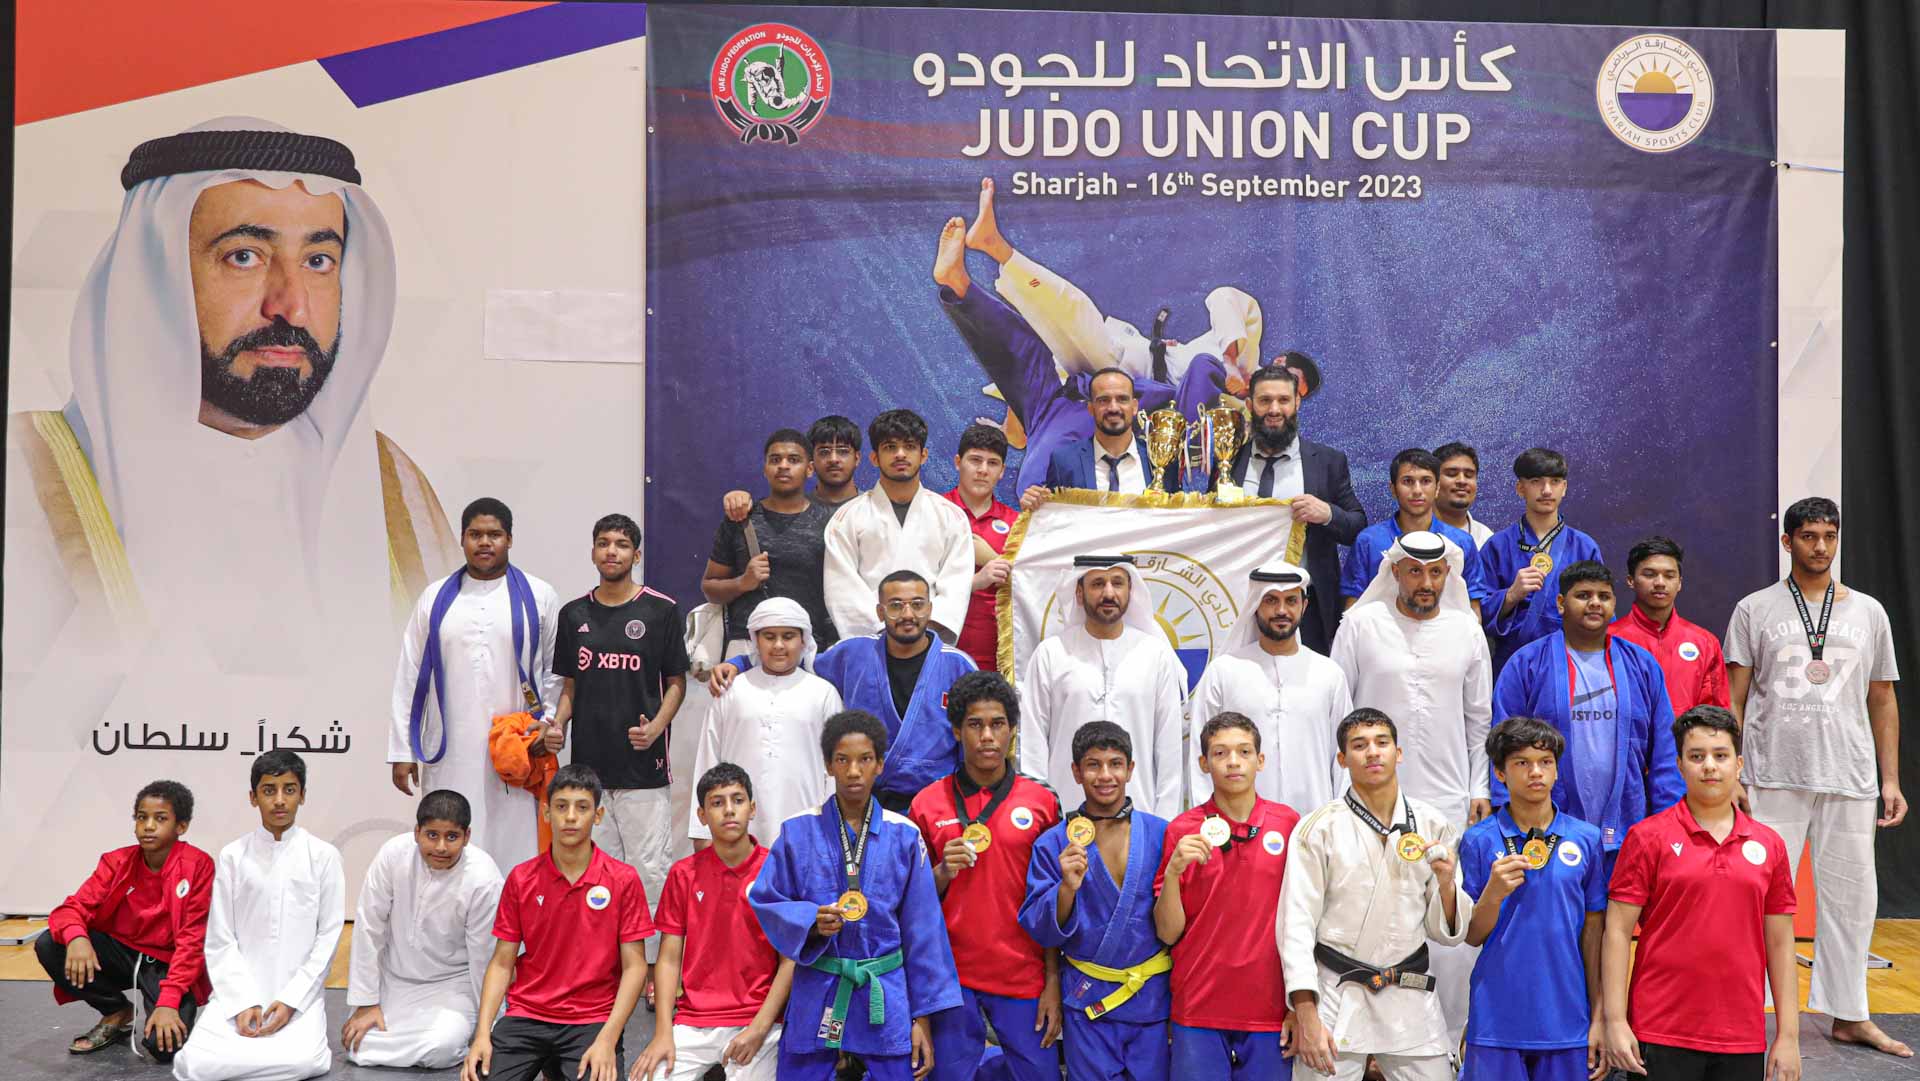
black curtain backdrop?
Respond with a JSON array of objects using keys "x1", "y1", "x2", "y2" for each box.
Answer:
[{"x1": 2, "y1": 0, "x2": 1915, "y2": 911}]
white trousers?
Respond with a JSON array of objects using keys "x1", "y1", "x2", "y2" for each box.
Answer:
[
  {"x1": 1298, "y1": 1050, "x2": 1454, "y2": 1081},
  {"x1": 668, "y1": 671, "x2": 724, "y2": 863},
  {"x1": 346, "y1": 975, "x2": 475, "y2": 1069},
  {"x1": 1748, "y1": 785, "x2": 1877, "y2": 1021},
  {"x1": 1421, "y1": 799, "x2": 1476, "y2": 1050},
  {"x1": 594, "y1": 786, "x2": 673, "y2": 961},
  {"x1": 659, "y1": 1022, "x2": 782, "y2": 1080},
  {"x1": 171, "y1": 1001, "x2": 330, "y2": 1081}
]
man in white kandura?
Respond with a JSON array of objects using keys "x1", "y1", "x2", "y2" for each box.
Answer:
[
  {"x1": 1282, "y1": 710, "x2": 1472, "y2": 1081},
  {"x1": 388, "y1": 497, "x2": 562, "y2": 870},
  {"x1": 688, "y1": 598, "x2": 841, "y2": 847},
  {"x1": 1191, "y1": 560, "x2": 1353, "y2": 811},
  {"x1": 173, "y1": 751, "x2": 343, "y2": 1081},
  {"x1": 1328, "y1": 530, "x2": 1491, "y2": 1048},
  {"x1": 1019, "y1": 554, "x2": 1185, "y2": 818},
  {"x1": 821, "y1": 408, "x2": 975, "y2": 643},
  {"x1": 341, "y1": 790, "x2": 504, "y2": 1069}
]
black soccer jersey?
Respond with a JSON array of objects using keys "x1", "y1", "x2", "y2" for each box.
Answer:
[{"x1": 553, "y1": 587, "x2": 689, "y2": 790}]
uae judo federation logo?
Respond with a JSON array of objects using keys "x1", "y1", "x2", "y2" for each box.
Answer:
[
  {"x1": 711, "y1": 23, "x2": 833, "y2": 145},
  {"x1": 1597, "y1": 35, "x2": 1715, "y2": 152}
]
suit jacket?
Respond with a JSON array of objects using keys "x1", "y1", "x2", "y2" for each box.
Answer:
[
  {"x1": 1222, "y1": 437, "x2": 1366, "y2": 651},
  {"x1": 1044, "y1": 434, "x2": 1184, "y2": 492}
]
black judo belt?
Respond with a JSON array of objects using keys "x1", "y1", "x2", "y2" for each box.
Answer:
[{"x1": 1313, "y1": 942, "x2": 1435, "y2": 993}]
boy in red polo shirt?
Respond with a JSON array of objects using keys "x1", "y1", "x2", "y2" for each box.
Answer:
[
  {"x1": 463, "y1": 764, "x2": 653, "y2": 1081},
  {"x1": 1155, "y1": 711, "x2": 1300, "y2": 1079},
  {"x1": 1607, "y1": 536, "x2": 1730, "y2": 715},
  {"x1": 910, "y1": 670, "x2": 1063, "y2": 1081},
  {"x1": 944, "y1": 423, "x2": 1018, "y2": 671},
  {"x1": 38, "y1": 779, "x2": 212, "y2": 1064},
  {"x1": 635, "y1": 763, "x2": 794, "y2": 1081},
  {"x1": 1602, "y1": 706, "x2": 1799, "y2": 1081}
]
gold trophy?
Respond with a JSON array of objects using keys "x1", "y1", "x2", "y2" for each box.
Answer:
[
  {"x1": 1204, "y1": 406, "x2": 1251, "y2": 503},
  {"x1": 1137, "y1": 408, "x2": 1188, "y2": 499}
]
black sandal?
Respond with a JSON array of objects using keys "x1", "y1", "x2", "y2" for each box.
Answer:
[{"x1": 69, "y1": 1016, "x2": 132, "y2": 1054}]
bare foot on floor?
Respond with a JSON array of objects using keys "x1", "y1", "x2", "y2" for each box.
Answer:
[
  {"x1": 933, "y1": 216, "x2": 970, "y2": 296},
  {"x1": 1833, "y1": 1018, "x2": 1913, "y2": 1057},
  {"x1": 965, "y1": 177, "x2": 1015, "y2": 264}
]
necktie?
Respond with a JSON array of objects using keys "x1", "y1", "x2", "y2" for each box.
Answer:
[
  {"x1": 1103, "y1": 454, "x2": 1122, "y2": 492},
  {"x1": 1258, "y1": 455, "x2": 1278, "y2": 499}
]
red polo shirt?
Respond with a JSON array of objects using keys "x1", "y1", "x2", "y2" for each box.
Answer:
[
  {"x1": 1155, "y1": 796, "x2": 1299, "y2": 1032},
  {"x1": 653, "y1": 843, "x2": 779, "y2": 1027},
  {"x1": 909, "y1": 770, "x2": 1059, "y2": 997},
  {"x1": 495, "y1": 846, "x2": 655, "y2": 1025},
  {"x1": 1609, "y1": 800, "x2": 1795, "y2": 1053},
  {"x1": 944, "y1": 488, "x2": 1018, "y2": 671},
  {"x1": 1609, "y1": 604, "x2": 1730, "y2": 715}
]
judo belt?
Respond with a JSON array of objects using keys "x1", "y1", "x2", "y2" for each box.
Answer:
[
  {"x1": 407, "y1": 564, "x2": 545, "y2": 764},
  {"x1": 809, "y1": 950, "x2": 904, "y2": 1048},
  {"x1": 1313, "y1": 943, "x2": 1435, "y2": 993},
  {"x1": 1066, "y1": 949, "x2": 1173, "y2": 1018}
]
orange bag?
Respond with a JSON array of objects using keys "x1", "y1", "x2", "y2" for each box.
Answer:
[{"x1": 489, "y1": 711, "x2": 557, "y2": 852}]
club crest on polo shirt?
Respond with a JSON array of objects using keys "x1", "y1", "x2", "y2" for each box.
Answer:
[
  {"x1": 991, "y1": 520, "x2": 1011, "y2": 534},
  {"x1": 1262, "y1": 830, "x2": 1286, "y2": 856},
  {"x1": 626, "y1": 619, "x2": 646, "y2": 640},
  {"x1": 1742, "y1": 840, "x2": 1767, "y2": 866},
  {"x1": 1677, "y1": 641, "x2": 1701, "y2": 661},
  {"x1": 587, "y1": 885, "x2": 612, "y2": 910},
  {"x1": 175, "y1": 878, "x2": 190, "y2": 899},
  {"x1": 1557, "y1": 841, "x2": 1582, "y2": 867},
  {"x1": 1010, "y1": 806, "x2": 1036, "y2": 831}
]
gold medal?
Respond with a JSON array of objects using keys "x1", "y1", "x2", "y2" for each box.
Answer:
[
  {"x1": 962, "y1": 823, "x2": 993, "y2": 852},
  {"x1": 1530, "y1": 552, "x2": 1554, "y2": 575},
  {"x1": 836, "y1": 889, "x2": 868, "y2": 922},
  {"x1": 1199, "y1": 815, "x2": 1232, "y2": 847},
  {"x1": 1066, "y1": 816, "x2": 1097, "y2": 847},
  {"x1": 1522, "y1": 838, "x2": 1551, "y2": 869},
  {"x1": 1396, "y1": 832, "x2": 1427, "y2": 862}
]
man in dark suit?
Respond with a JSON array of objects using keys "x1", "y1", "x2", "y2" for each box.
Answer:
[
  {"x1": 1020, "y1": 367, "x2": 1181, "y2": 497},
  {"x1": 1216, "y1": 365, "x2": 1366, "y2": 653}
]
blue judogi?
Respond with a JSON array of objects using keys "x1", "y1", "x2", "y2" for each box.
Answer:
[
  {"x1": 733, "y1": 633, "x2": 976, "y2": 807},
  {"x1": 1480, "y1": 520, "x2": 1604, "y2": 676},
  {"x1": 1490, "y1": 633, "x2": 1683, "y2": 858},
  {"x1": 750, "y1": 800, "x2": 962, "y2": 1079},
  {"x1": 1018, "y1": 811, "x2": 1172, "y2": 1081},
  {"x1": 1340, "y1": 516, "x2": 1494, "y2": 607}
]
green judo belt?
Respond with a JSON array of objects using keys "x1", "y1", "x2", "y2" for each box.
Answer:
[{"x1": 809, "y1": 950, "x2": 904, "y2": 1048}]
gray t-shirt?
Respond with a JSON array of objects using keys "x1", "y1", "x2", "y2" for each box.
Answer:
[{"x1": 1725, "y1": 582, "x2": 1899, "y2": 798}]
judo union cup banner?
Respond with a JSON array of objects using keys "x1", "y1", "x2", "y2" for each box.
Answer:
[
  {"x1": 3, "y1": 2, "x2": 649, "y2": 911},
  {"x1": 1000, "y1": 495, "x2": 1306, "y2": 688},
  {"x1": 646, "y1": 6, "x2": 1791, "y2": 639}
]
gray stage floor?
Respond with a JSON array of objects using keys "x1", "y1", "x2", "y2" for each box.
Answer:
[{"x1": 2, "y1": 983, "x2": 1916, "y2": 1079}]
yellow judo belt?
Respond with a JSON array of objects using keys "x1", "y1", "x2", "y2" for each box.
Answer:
[{"x1": 1065, "y1": 950, "x2": 1172, "y2": 1019}]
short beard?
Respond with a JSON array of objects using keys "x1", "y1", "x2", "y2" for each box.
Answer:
[
  {"x1": 1399, "y1": 594, "x2": 1438, "y2": 616},
  {"x1": 1096, "y1": 414, "x2": 1132, "y2": 437},
  {"x1": 1256, "y1": 616, "x2": 1297, "y2": 642},
  {"x1": 1252, "y1": 412, "x2": 1298, "y2": 455},
  {"x1": 201, "y1": 318, "x2": 340, "y2": 426}
]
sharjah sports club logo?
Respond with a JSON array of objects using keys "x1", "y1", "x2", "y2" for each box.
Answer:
[
  {"x1": 1038, "y1": 550, "x2": 1235, "y2": 687},
  {"x1": 586, "y1": 885, "x2": 612, "y2": 910},
  {"x1": 711, "y1": 24, "x2": 833, "y2": 145},
  {"x1": 1262, "y1": 830, "x2": 1286, "y2": 857},
  {"x1": 175, "y1": 878, "x2": 190, "y2": 898},
  {"x1": 1742, "y1": 840, "x2": 1767, "y2": 866},
  {"x1": 1677, "y1": 641, "x2": 1701, "y2": 661},
  {"x1": 1597, "y1": 35, "x2": 1715, "y2": 152},
  {"x1": 1557, "y1": 841, "x2": 1583, "y2": 867},
  {"x1": 1010, "y1": 806, "x2": 1036, "y2": 831}
]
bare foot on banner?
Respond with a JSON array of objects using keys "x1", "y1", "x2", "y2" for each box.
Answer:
[
  {"x1": 1832, "y1": 1018, "x2": 1913, "y2": 1057},
  {"x1": 934, "y1": 216, "x2": 971, "y2": 296},
  {"x1": 965, "y1": 177, "x2": 1015, "y2": 264}
]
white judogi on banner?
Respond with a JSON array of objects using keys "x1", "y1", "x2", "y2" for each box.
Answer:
[
  {"x1": 1280, "y1": 795, "x2": 1470, "y2": 1081},
  {"x1": 1191, "y1": 562, "x2": 1352, "y2": 810},
  {"x1": 1018, "y1": 560, "x2": 1186, "y2": 818},
  {"x1": 388, "y1": 571, "x2": 562, "y2": 870},
  {"x1": 822, "y1": 485, "x2": 975, "y2": 644},
  {"x1": 689, "y1": 598, "x2": 840, "y2": 844},
  {"x1": 1326, "y1": 532, "x2": 1489, "y2": 1050},
  {"x1": 994, "y1": 250, "x2": 1263, "y2": 384},
  {"x1": 172, "y1": 827, "x2": 345, "y2": 1081},
  {"x1": 345, "y1": 832, "x2": 504, "y2": 1069}
]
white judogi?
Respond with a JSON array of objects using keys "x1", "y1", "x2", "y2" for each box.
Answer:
[
  {"x1": 1280, "y1": 794, "x2": 1470, "y2": 1081},
  {"x1": 172, "y1": 826, "x2": 345, "y2": 1081},
  {"x1": 993, "y1": 250, "x2": 1263, "y2": 384},
  {"x1": 1191, "y1": 563, "x2": 1351, "y2": 810},
  {"x1": 821, "y1": 485, "x2": 974, "y2": 644},
  {"x1": 1018, "y1": 562, "x2": 1185, "y2": 817},
  {"x1": 388, "y1": 570, "x2": 562, "y2": 869},
  {"x1": 345, "y1": 832, "x2": 504, "y2": 1068}
]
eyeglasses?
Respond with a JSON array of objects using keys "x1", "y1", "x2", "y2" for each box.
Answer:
[{"x1": 882, "y1": 599, "x2": 931, "y2": 615}]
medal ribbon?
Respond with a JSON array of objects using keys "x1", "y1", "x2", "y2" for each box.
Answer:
[
  {"x1": 1219, "y1": 816, "x2": 1261, "y2": 853},
  {"x1": 833, "y1": 796, "x2": 874, "y2": 894},
  {"x1": 1786, "y1": 578, "x2": 1835, "y2": 662},
  {"x1": 1344, "y1": 790, "x2": 1418, "y2": 841},
  {"x1": 1501, "y1": 828, "x2": 1561, "y2": 858},
  {"x1": 1074, "y1": 798, "x2": 1134, "y2": 823},
  {"x1": 952, "y1": 768, "x2": 1018, "y2": 833},
  {"x1": 1519, "y1": 518, "x2": 1567, "y2": 558}
]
